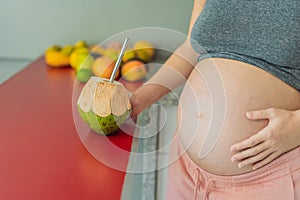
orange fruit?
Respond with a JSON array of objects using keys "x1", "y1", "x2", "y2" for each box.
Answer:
[
  {"x1": 92, "y1": 56, "x2": 118, "y2": 79},
  {"x1": 121, "y1": 60, "x2": 147, "y2": 82}
]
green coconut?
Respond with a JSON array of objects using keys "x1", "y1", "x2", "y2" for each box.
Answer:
[{"x1": 77, "y1": 76, "x2": 131, "y2": 135}]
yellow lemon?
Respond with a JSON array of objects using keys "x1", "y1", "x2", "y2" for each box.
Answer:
[
  {"x1": 122, "y1": 49, "x2": 136, "y2": 62},
  {"x1": 70, "y1": 47, "x2": 89, "y2": 69},
  {"x1": 76, "y1": 54, "x2": 95, "y2": 72},
  {"x1": 45, "y1": 45, "x2": 61, "y2": 53},
  {"x1": 75, "y1": 40, "x2": 88, "y2": 48},
  {"x1": 133, "y1": 41, "x2": 155, "y2": 61},
  {"x1": 135, "y1": 49, "x2": 151, "y2": 63}
]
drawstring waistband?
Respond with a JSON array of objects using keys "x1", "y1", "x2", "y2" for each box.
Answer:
[
  {"x1": 169, "y1": 137, "x2": 300, "y2": 200},
  {"x1": 193, "y1": 168, "x2": 201, "y2": 200},
  {"x1": 193, "y1": 168, "x2": 213, "y2": 200},
  {"x1": 203, "y1": 179, "x2": 212, "y2": 200}
]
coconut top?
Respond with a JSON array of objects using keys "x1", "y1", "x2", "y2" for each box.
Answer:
[{"x1": 77, "y1": 77, "x2": 131, "y2": 117}]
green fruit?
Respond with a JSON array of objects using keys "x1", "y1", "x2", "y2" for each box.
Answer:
[
  {"x1": 76, "y1": 69, "x2": 93, "y2": 83},
  {"x1": 76, "y1": 54, "x2": 95, "y2": 72},
  {"x1": 77, "y1": 77, "x2": 131, "y2": 135},
  {"x1": 78, "y1": 106, "x2": 130, "y2": 135}
]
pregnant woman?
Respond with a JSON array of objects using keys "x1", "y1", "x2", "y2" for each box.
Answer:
[{"x1": 130, "y1": 0, "x2": 300, "y2": 199}]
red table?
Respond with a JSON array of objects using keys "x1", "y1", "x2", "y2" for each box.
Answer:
[{"x1": 0, "y1": 56, "x2": 136, "y2": 200}]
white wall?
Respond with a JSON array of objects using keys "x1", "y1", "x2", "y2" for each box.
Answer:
[{"x1": 0, "y1": 0, "x2": 193, "y2": 60}]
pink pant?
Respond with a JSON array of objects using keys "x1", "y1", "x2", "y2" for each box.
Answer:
[{"x1": 166, "y1": 138, "x2": 300, "y2": 200}]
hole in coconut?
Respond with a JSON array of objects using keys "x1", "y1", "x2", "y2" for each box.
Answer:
[{"x1": 91, "y1": 76, "x2": 122, "y2": 85}]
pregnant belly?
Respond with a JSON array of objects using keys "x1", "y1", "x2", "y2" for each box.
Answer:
[{"x1": 177, "y1": 58, "x2": 300, "y2": 175}]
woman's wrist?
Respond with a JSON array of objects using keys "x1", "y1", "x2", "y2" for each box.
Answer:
[
  {"x1": 130, "y1": 83, "x2": 170, "y2": 118},
  {"x1": 130, "y1": 85, "x2": 155, "y2": 118},
  {"x1": 134, "y1": 83, "x2": 168, "y2": 104}
]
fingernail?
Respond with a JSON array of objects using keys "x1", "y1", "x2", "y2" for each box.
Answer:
[
  {"x1": 238, "y1": 163, "x2": 243, "y2": 168},
  {"x1": 246, "y1": 112, "x2": 252, "y2": 118},
  {"x1": 231, "y1": 157, "x2": 237, "y2": 162},
  {"x1": 253, "y1": 166, "x2": 257, "y2": 170},
  {"x1": 230, "y1": 146, "x2": 236, "y2": 152}
]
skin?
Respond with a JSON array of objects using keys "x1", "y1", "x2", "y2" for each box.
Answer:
[
  {"x1": 177, "y1": 58, "x2": 300, "y2": 175},
  {"x1": 231, "y1": 108, "x2": 300, "y2": 170},
  {"x1": 130, "y1": 0, "x2": 206, "y2": 118},
  {"x1": 130, "y1": 0, "x2": 300, "y2": 172}
]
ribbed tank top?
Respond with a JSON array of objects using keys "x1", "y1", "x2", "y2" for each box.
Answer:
[{"x1": 190, "y1": 0, "x2": 300, "y2": 90}]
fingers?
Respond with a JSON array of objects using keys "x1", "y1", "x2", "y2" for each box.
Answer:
[
  {"x1": 235, "y1": 148, "x2": 272, "y2": 169},
  {"x1": 246, "y1": 108, "x2": 277, "y2": 120},
  {"x1": 231, "y1": 141, "x2": 270, "y2": 163},
  {"x1": 253, "y1": 153, "x2": 278, "y2": 170},
  {"x1": 230, "y1": 128, "x2": 268, "y2": 152},
  {"x1": 129, "y1": 112, "x2": 138, "y2": 122}
]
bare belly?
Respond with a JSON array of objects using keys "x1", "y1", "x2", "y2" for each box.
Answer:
[{"x1": 177, "y1": 58, "x2": 300, "y2": 175}]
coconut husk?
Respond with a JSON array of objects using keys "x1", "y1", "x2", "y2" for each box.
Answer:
[{"x1": 77, "y1": 77, "x2": 131, "y2": 117}]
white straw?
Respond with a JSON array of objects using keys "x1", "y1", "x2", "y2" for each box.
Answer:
[{"x1": 109, "y1": 38, "x2": 129, "y2": 82}]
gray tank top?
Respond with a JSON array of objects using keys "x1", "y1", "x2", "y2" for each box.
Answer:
[{"x1": 190, "y1": 0, "x2": 300, "y2": 90}]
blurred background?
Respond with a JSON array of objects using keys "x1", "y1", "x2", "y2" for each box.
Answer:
[
  {"x1": 0, "y1": 1, "x2": 192, "y2": 198},
  {"x1": 0, "y1": 0, "x2": 192, "y2": 83}
]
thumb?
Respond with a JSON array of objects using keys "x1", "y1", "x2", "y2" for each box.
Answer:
[{"x1": 246, "y1": 108, "x2": 273, "y2": 120}]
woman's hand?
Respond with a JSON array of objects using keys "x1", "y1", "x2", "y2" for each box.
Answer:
[
  {"x1": 129, "y1": 91, "x2": 148, "y2": 120},
  {"x1": 230, "y1": 108, "x2": 300, "y2": 170}
]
